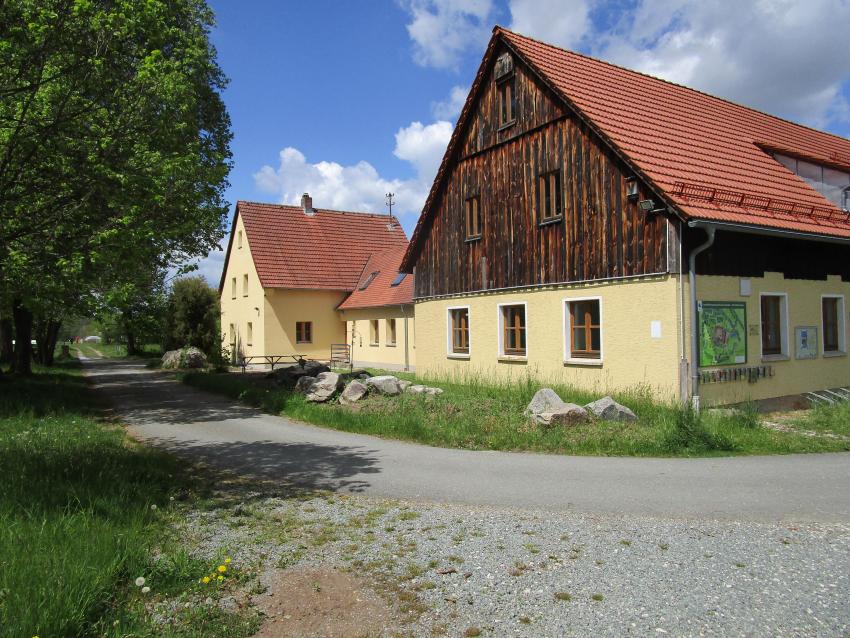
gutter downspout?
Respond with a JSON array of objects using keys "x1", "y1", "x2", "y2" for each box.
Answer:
[{"x1": 688, "y1": 223, "x2": 716, "y2": 412}]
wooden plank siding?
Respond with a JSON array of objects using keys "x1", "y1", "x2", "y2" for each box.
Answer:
[{"x1": 413, "y1": 49, "x2": 669, "y2": 299}]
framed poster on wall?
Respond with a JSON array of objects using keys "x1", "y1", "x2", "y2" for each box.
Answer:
[
  {"x1": 697, "y1": 301, "x2": 747, "y2": 367},
  {"x1": 795, "y1": 326, "x2": 818, "y2": 359}
]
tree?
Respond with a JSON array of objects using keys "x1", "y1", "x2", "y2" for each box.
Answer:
[
  {"x1": 165, "y1": 276, "x2": 219, "y2": 356},
  {"x1": 0, "y1": 0, "x2": 232, "y2": 373}
]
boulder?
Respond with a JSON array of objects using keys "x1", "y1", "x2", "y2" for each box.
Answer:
[
  {"x1": 524, "y1": 388, "x2": 567, "y2": 417},
  {"x1": 295, "y1": 375, "x2": 316, "y2": 393},
  {"x1": 365, "y1": 375, "x2": 402, "y2": 395},
  {"x1": 398, "y1": 379, "x2": 412, "y2": 392},
  {"x1": 276, "y1": 361, "x2": 330, "y2": 387},
  {"x1": 536, "y1": 403, "x2": 589, "y2": 426},
  {"x1": 406, "y1": 384, "x2": 443, "y2": 396},
  {"x1": 339, "y1": 380, "x2": 368, "y2": 406},
  {"x1": 161, "y1": 347, "x2": 207, "y2": 369},
  {"x1": 351, "y1": 369, "x2": 372, "y2": 378},
  {"x1": 305, "y1": 371, "x2": 343, "y2": 403},
  {"x1": 584, "y1": 396, "x2": 637, "y2": 422}
]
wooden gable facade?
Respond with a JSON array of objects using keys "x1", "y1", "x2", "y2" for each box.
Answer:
[{"x1": 408, "y1": 40, "x2": 673, "y2": 299}]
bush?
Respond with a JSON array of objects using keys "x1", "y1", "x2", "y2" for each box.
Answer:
[
  {"x1": 662, "y1": 407, "x2": 736, "y2": 453},
  {"x1": 165, "y1": 277, "x2": 220, "y2": 356}
]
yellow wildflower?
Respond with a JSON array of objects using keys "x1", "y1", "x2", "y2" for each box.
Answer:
[
  {"x1": 217, "y1": 565, "x2": 227, "y2": 573},
  {"x1": 201, "y1": 576, "x2": 210, "y2": 584},
  {"x1": 225, "y1": 557, "x2": 232, "y2": 564},
  {"x1": 217, "y1": 575, "x2": 224, "y2": 581}
]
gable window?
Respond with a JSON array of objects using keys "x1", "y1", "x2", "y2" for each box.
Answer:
[
  {"x1": 359, "y1": 271, "x2": 379, "y2": 290},
  {"x1": 760, "y1": 294, "x2": 788, "y2": 358},
  {"x1": 246, "y1": 322, "x2": 253, "y2": 346},
  {"x1": 566, "y1": 299, "x2": 602, "y2": 361},
  {"x1": 370, "y1": 319, "x2": 379, "y2": 346},
  {"x1": 231, "y1": 277, "x2": 236, "y2": 299},
  {"x1": 537, "y1": 170, "x2": 563, "y2": 223},
  {"x1": 822, "y1": 296, "x2": 846, "y2": 354},
  {"x1": 448, "y1": 307, "x2": 470, "y2": 355},
  {"x1": 296, "y1": 321, "x2": 312, "y2": 344},
  {"x1": 237, "y1": 230, "x2": 243, "y2": 249},
  {"x1": 242, "y1": 274, "x2": 249, "y2": 297},
  {"x1": 465, "y1": 196, "x2": 482, "y2": 240},
  {"x1": 498, "y1": 75, "x2": 516, "y2": 127},
  {"x1": 387, "y1": 318, "x2": 397, "y2": 346},
  {"x1": 499, "y1": 303, "x2": 526, "y2": 357}
]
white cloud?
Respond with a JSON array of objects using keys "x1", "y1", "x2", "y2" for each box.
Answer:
[
  {"x1": 252, "y1": 119, "x2": 452, "y2": 223},
  {"x1": 509, "y1": 0, "x2": 591, "y2": 50},
  {"x1": 402, "y1": 0, "x2": 495, "y2": 68},
  {"x1": 431, "y1": 84, "x2": 469, "y2": 120},
  {"x1": 515, "y1": 0, "x2": 850, "y2": 130}
]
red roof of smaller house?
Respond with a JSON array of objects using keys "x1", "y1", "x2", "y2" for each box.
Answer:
[
  {"x1": 229, "y1": 201, "x2": 408, "y2": 291},
  {"x1": 337, "y1": 245, "x2": 414, "y2": 310}
]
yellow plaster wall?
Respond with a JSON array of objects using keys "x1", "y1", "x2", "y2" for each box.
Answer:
[
  {"x1": 692, "y1": 272, "x2": 850, "y2": 405},
  {"x1": 339, "y1": 306, "x2": 416, "y2": 371},
  {"x1": 263, "y1": 288, "x2": 347, "y2": 360},
  {"x1": 414, "y1": 276, "x2": 682, "y2": 399},
  {"x1": 219, "y1": 214, "x2": 265, "y2": 358}
]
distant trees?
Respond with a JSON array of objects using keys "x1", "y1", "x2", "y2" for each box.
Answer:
[
  {"x1": 164, "y1": 277, "x2": 220, "y2": 355},
  {"x1": 0, "y1": 0, "x2": 232, "y2": 373}
]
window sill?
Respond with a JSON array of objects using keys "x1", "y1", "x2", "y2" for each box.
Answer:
[
  {"x1": 497, "y1": 119, "x2": 516, "y2": 132},
  {"x1": 498, "y1": 354, "x2": 527, "y2": 363},
  {"x1": 447, "y1": 353, "x2": 470, "y2": 360},
  {"x1": 761, "y1": 354, "x2": 789, "y2": 362},
  {"x1": 369, "y1": 344, "x2": 379, "y2": 347},
  {"x1": 564, "y1": 358, "x2": 603, "y2": 367},
  {"x1": 386, "y1": 343, "x2": 397, "y2": 348},
  {"x1": 465, "y1": 235, "x2": 482, "y2": 244},
  {"x1": 538, "y1": 216, "x2": 563, "y2": 227},
  {"x1": 296, "y1": 342, "x2": 312, "y2": 345},
  {"x1": 823, "y1": 350, "x2": 847, "y2": 358}
]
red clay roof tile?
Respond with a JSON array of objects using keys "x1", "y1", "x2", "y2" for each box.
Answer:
[
  {"x1": 337, "y1": 245, "x2": 413, "y2": 310},
  {"x1": 236, "y1": 201, "x2": 408, "y2": 291}
]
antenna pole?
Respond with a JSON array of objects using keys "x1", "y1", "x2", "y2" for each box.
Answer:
[{"x1": 385, "y1": 192, "x2": 395, "y2": 218}]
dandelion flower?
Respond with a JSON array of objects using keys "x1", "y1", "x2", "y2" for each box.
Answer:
[
  {"x1": 225, "y1": 557, "x2": 232, "y2": 564},
  {"x1": 217, "y1": 575, "x2": 224, "y2": 581},
  {"x1": 201, "y1": 576, "x2": 210, "y2": 584},
  {"x1": 141, "y1": 586, "x2": 150, "y2": 594},
  {"x1": 217, "y1": 565, "x2": 227, "y2": 573},
  {"x1": 135, "y1": 577, "x2": 146, "y2": 587}
]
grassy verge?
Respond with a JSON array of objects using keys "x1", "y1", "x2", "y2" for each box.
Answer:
[
  {"x1": 70, "y1": 342, "x2": 162, "y2": 359},
  {"x1": 182, "y1": 370, "x2": 850, "y2": 457},
  {"x1": 0, "y1": 362, "x2": 259, "y2": 637},
  {"x1": 792, "y1": 402, "x2": 850, "y2": 438}
]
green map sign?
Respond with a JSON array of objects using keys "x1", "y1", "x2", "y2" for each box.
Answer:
[{"x1": 698, "y1": 301, "x2": 747, "y2": 367}]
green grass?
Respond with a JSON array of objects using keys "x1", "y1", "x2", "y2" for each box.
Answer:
[
  {"x1": 182, "y1": 369, "x2": 850, "y2": 457},
  {"x1": 70, "y1": 342, "x2": 162, "y2": 359},
  {"x1": 0, "y1": 363, "x2": 258, "y2": 637},
  {"x1": 792, "y1": 402, "x2": 850, "y2": 438}
]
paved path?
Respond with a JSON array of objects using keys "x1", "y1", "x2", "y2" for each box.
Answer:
[{"x1": 86, "y1": 359, "x2": 850, "y2": 523}]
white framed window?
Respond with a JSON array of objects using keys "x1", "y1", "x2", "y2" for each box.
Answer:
[
  {"x1": 563, "y1": 296, "x2": 603, "y2": 364},
  {"x1": 231, "y1": 277, "x2": 236, "y2": 299},
  {"x1": 446, "y1": 306, "x2": 471, "y2": 358},
  {"x1": 370, "y1": 319, "x2": 379, "y2": 346},
  {"x1": 387, "y1": 318, "x2": 397, "y2": 346},
  {"x1": 822, "y1": 295, "x2": 846, "y2": 355},
  {"x1": 242, "y1": 273, "x2": 249, "y2": 297},
  {"x1": 246, "y1": 322, "x2": 253, "y2": 346},
  {"x1": 497, "y1": 302, "x2": 527, "y2": 358},
  {"x1": 237, "y1": 230, "x2": 243, "y2": 249},
  {"x1": 759, "y1": 292, "x2": 789, "y2": 359},
  {"x1": 229, "y1": 323, "x2": 236, "y2": 346}
]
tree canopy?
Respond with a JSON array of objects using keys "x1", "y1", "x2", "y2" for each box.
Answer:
[{"x1": 0, "y1": 0, "x2": 232, "y2": 372}]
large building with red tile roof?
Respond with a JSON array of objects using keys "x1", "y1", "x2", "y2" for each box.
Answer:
[
  {"x1": 403, "y1": 26, "x2": 850, "y2": 406},
  {"x1": 219, "y1": 194, "x2": 414, "y2": 368}
]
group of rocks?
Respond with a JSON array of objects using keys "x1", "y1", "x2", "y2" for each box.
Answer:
[
  {"x1": 161, "y1": 346, "x2": 208, "y2": 369},
  {"x1": 524, "y1": 388, "x2": 637, "y2": 426},
  {"x1": 275, "y1": 361, "x2": 443, "y2": 405}
]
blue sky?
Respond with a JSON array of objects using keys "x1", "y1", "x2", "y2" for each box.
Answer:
[{"x1": 194, "y1": 0, "x2": 850, "y2": 283}]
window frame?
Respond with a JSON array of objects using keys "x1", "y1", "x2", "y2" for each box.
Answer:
[
  {"x1": 537, "y1": 170, "x2": 563, "y2": 225},
  {"x1": 246, "y1": 321, "x2": 253, "y2": 347},
  {"x1": 229, "y1": 323, "x2": 236, "y2": 347},
  {"x1": 759, "y1": 292, "x2": 789, "y2": 360},
  {"x1": 386, "y1": 318, "x2": 397, "y2": 347},
  {"x1": 446, "y1": 306, "x2": 471, "y2": 358},
  {"x1": 497, "y1": 302, "x2": 527, "y2": 359},
  {"x1": 237, "y1": 230, "x2": 243, "y2": 249},
  {"x1": 821, "y1": 294, "x2": 846, "y2": 356},
  {"x1": 231, "y1": 277, "x2": 236, "y2": 300},
  {"x1": 242, "y1": 273, "x2": 249, "y2": 297},
  {"x1": 295, "y1": 321, "x2": 312, "y2": 344},
  {"x1": 369, "y1": 319, "x2": 379, "y2": 346},
  {"x1": 359, "y1": 271, "x2": 380, "y2": 291},
  {"x1": 563, "y1": 296, "x2": 604, "y2": 365},
  {"x1": 464, "y1": 196, "x2": 482, "y2": 241},
  {"x1": 497, "y1": 74, "x2": 516, "y2": 129}
]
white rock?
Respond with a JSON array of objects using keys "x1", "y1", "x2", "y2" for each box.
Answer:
[
  {"x1": 305, "y1": 371, "x2": 342, "y2": 403},
  {"x1": 524, "y1": 388, "x2": 566, "y2": 416},
  {"x1": 584, "y1": 396, "x2": 637, "y2": 421},
  {"x1": 365, "y1": 375, "x2": 402, "y2": 395},
  {"x1": 339, "y1": 380, "x2": 368, "y2": 405}
]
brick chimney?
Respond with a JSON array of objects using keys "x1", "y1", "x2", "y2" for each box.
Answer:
[{"x1": 301, "y1": 192, "x2": 314, "y2": 216}]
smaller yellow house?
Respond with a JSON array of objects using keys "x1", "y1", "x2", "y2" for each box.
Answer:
[
  {"x1": 219, "y1": 195, "x2": 408, "y2": 364},
  {"x1": 338, "y1": 246, "x2": 415, "y2": 371}
]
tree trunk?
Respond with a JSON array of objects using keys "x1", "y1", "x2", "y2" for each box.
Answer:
[
  {"x1": 126, "y1": 330, "x2": 138, "y2": 356},
  {"x1": 36, "y1": 319, "x2": 61, "y2": 366},
  {"x1": 0, "y1": 317, "x2": 12, "y2": 367},
  {"x1": 12, "y1": 302, "x2": 33, "y2": 375}
]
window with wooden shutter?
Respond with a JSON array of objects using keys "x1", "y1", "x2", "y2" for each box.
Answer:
[
  {"x1": 537, "y1": 170, "x2": 563, "y2": 223},
  {"x1": 568, "y1": 299, "x2": 601, "y2": 359},
  {"x1": 465, "y1": 196, "x2": 482, "y2": 240},
  {"x1": 500, "y1": 304, "x2": 526, "y2": 356},
  {"x1": 450, "y1": 308, "x2": 470, "y2": 354}
]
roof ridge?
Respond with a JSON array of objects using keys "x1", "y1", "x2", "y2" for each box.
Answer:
[
  {"x1": 495, "y1": 26, "x2": 850, "y2": 146},
  {"x1": 237, "y1": 200, "x2": 401, "y2": 220}
]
